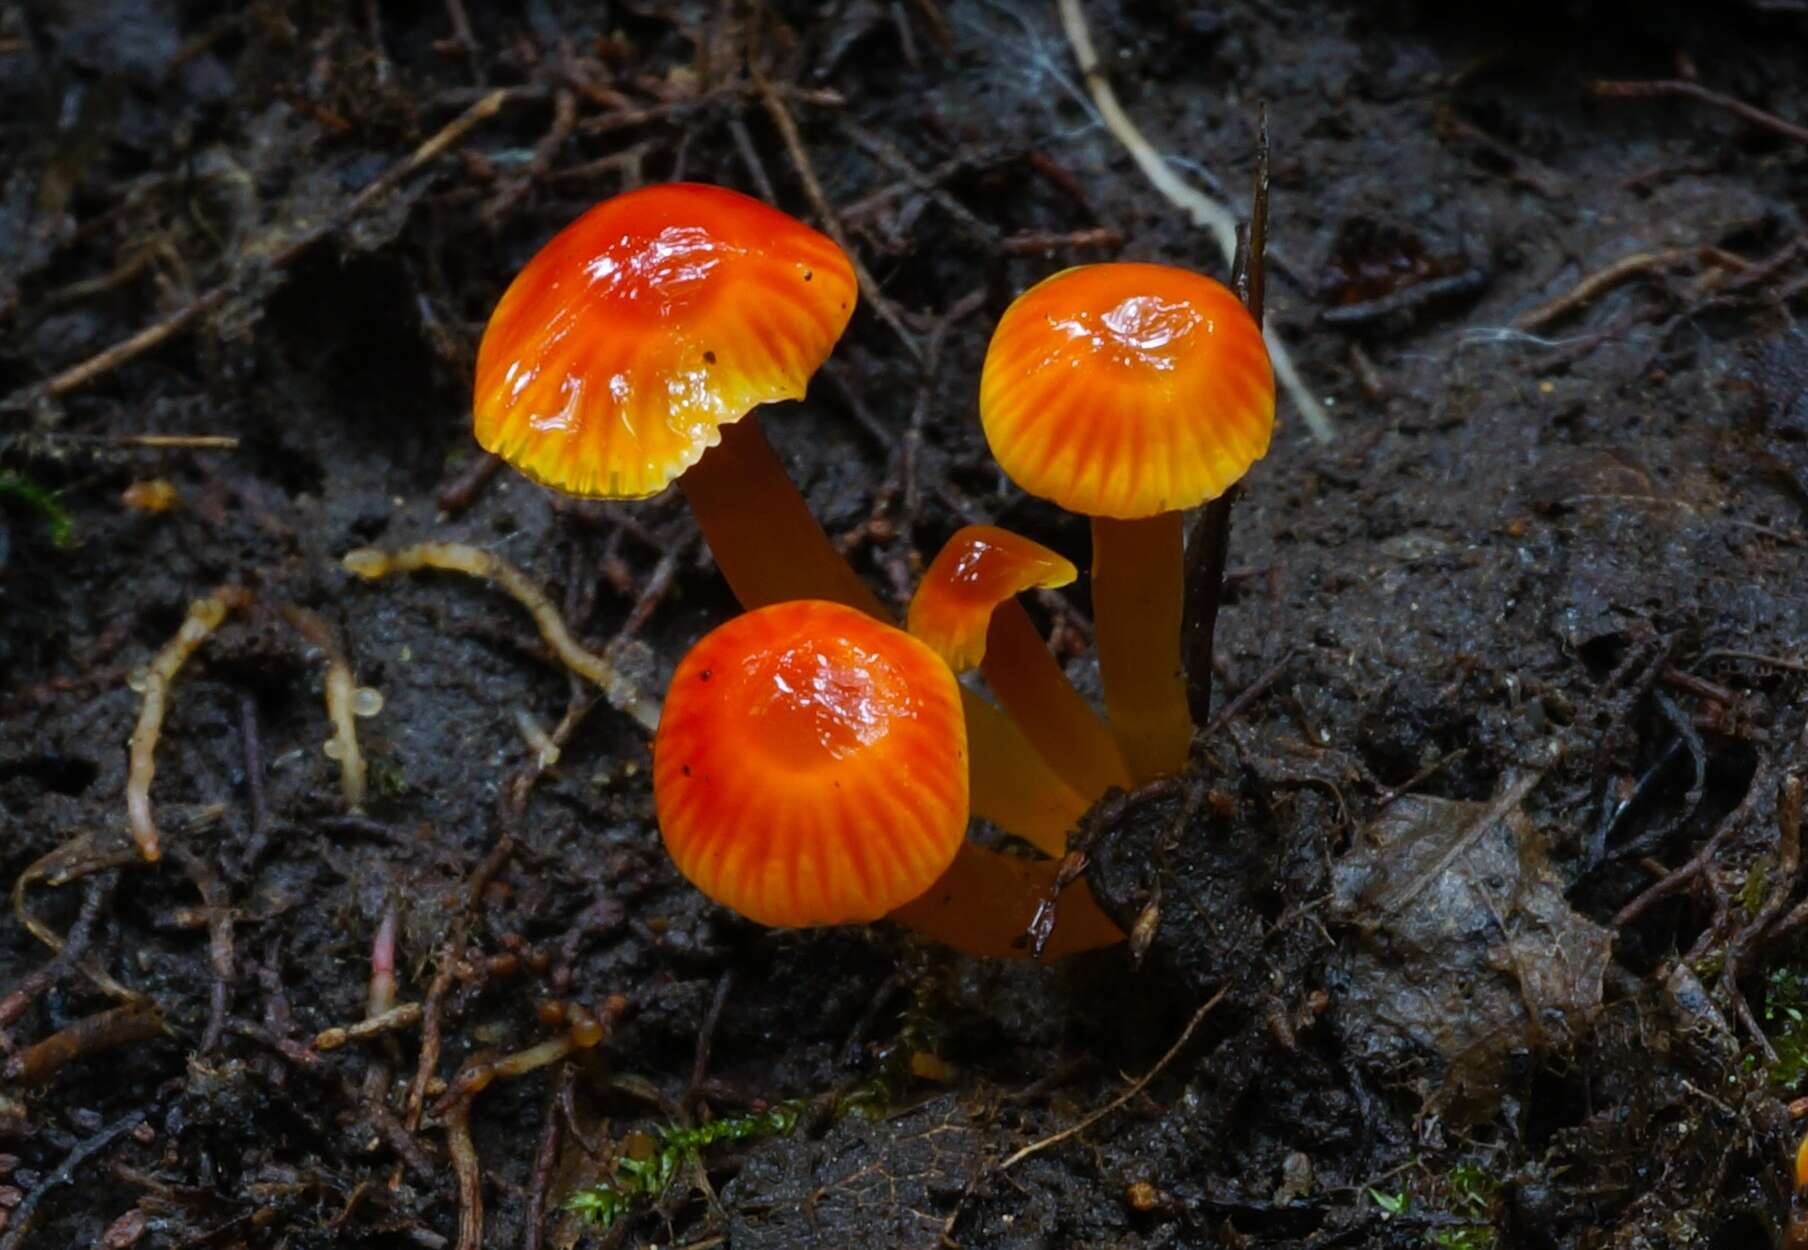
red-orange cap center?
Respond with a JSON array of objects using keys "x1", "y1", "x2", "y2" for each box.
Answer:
[
  {"x1": 742, "y1": 638, "x2": 908, "y2": 766},
  {"x1": 1047, "y1": 292, "x2": 1204, "y2": 373}
]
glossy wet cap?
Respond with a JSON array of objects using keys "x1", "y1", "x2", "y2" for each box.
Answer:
[
  {"x1": 980, "y1": 262, "x2": 1274, "y2": 519},
  {"x1": 654, "y1": 599, "x2": 969, "y2": 928},
  {"x1": 907, "y1": 526, "x2": 1076, "y2": 672},
  {"x1": 474, "y1": 182, "x2": 857, "y2": 499}
]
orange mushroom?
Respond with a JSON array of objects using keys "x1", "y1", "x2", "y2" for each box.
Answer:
[
  {"x1": 654, "y1": 599, "x2": 1122, "y2": 957},
  {"x1": 474, "y1": 181, "x2": 873, "y2": 613},
  {"x1": 655, "y1": 599, "x2": 968, "y2": 927},
  {"x1": 909, "y1": 525, "x2": 1128, "y2": 807},
  {"x1": 475, "y1": 182, "x2": 1084, "y2": 859},
  {"x1": 980, "y1": 263, "x2": 1274, "y2": 783}
]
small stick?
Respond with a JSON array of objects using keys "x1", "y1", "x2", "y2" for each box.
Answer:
[
  {"x1": 127, "y1": 587, "x2": 249, "y2": 860},
  {"x1": 753, "y1": 74, "x2": 923, "y2": 361},
  {"x1": 405, "y1": 835, "x2": 515, "y2": 1129},
  {"x1": 446, "y1": 1099, "x2": 484, "y2": 1250},
  {"x1": 1055, "y1": 0, "x2": 1331, "y2": 441},
  {"x1": 34, "y1": 432, "x2": 239, "y2": 449},
  {"x1": 999, "y1": 987, "x2": 1226, "y2": 1170},
  {"x1": 1616, "y1": 754, "x2": 1775, "y2": 928},
  {"x1": 3, "y1": 999, "x2": 165, "y2": 1085},
  {"x1": 0, "y1": 1108, "x2": 149, "y2": 1250},
  {"x1": 1513, "y1": 246, "x2": 1707, "y2": 331},
  {"x1": 0, "y1": 871, "x2": 115, "y2": 1029},
  {"x1": 1593, "y1": 78, "x2": 1808, "y2": 146},
  {"x1": 1183, "y1": 111, "x2": 1267, "y2": 729},
  {"x1": 343, "y1": 542, "x2": 659, "y2": 732},
  {"x1": 524, "y1": 1074, "x2": 564, "y2": 1250},
  {"x1": 997, "y1": 227, "x2": 1124, "y2": 254},
  {"x1": 168, "y1": 844, "x2": 235, "y2": 1055},
  {"x1": 315, "y1": 1002, "x2": 422, "y2": 1051}
]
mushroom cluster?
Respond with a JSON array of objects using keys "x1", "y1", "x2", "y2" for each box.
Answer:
[{"x1": 470, "y1": 182, "x2": 1274, "y2": 960}]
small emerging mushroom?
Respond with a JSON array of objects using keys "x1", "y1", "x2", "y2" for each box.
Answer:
[
  {"x1": 909, "y1": 525, "x2": 1127, "y2": 810},
  {"x1": 980, "y1": 263, "x2": 1274, "y2": 782}
]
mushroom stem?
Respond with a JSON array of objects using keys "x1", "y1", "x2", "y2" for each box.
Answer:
[
  {"x1": 678, "y1": 417, "x2": 886, "y2": 617},
  {"x1": 1092, "y1": 512, "x2": 1193, "y2": 784},
  {"x1": 962, "y1": 692, "x2": 1089, "y2": 858},
  {"x1": 680, "y1": 416, "x2": 1087, "y2": 854},
  {"x1": 982, "y1": 601, "x2": 1130, "y2": 803},
  {"x1": 889, "y1": 842, "x2": 1124, "y2": 960}
]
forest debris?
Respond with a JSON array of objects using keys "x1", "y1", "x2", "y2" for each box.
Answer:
[
  {"x1": 754, "y1": 75, "x2": 921, "y2": 361},
  {"x1": 314, "y1": 1003, "x2": 422, "y2": 1051},
  {"x1": 1594, "y1": 78, "x2": 1808, "y2": 146},
  {"x1": 3, "y1": 999, "x2": 165, "y2": 1086},
  {"x1": 126, "y1": 588, "x2": 249, "y2": 861},
  {"x1": 3, "y1": 89, "x2": 514, "y2": 409},
  {"x1": 119, "y1": 479, "x2": 178, "y2": 512},
  {"x1": 1513, "y1": 246, "x2": 1734, "y2": 331},
  {"x1": 342, "y1": 542, "x2": 660, "y2": 732},
  {"x1": 999, "y1": 987, "x2": 1227, "y2": 1171},
  {"x1": 1331, "y1": 782, "x2": 1610, "y2": 1118},
  {"x1": 0, "y1": 1109, "x2": 149, "y2": 1250},
  {"x1": 1055, "y1": 0, "x2": 1333, "y2": 441},
  {"x1": 279, "y1": 607, "x2": 371, "y2": 809}
]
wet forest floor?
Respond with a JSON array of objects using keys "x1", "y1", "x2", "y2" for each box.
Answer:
[{"x1": 4, "y1": 1, "x2": 1808, "y2": 1247}]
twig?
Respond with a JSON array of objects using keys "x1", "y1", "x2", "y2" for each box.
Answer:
[
  {"x1": 404, "y1": 835, "x2": 515, "y2": 1129},
  {"x1": 752, "y1": 75, "x2": 923, "y2": 361},
  {"x1": 1197, "y1": 645, "x2": 1297, "y2": 742},
  {"x1": 437, "y1": 452, "x2": 503, "y2": 517},
  {"x1": 8, "y1": 89, "x2": 513, "y2": 407},
  {"x1": 29, "y1": 432, "x2": 240, "y2": 450},
  {"x1": 1616, "y1": 754, "x2": 1776, "y2": 928},
  {"x1": 998, "y1": 988, "x2": 1227, "y2": 1171},
  {"x1": 0, "y1": 871, "x2": 115, "y2": 1031},
  {"x1": 126, "y1": 587, "x2": 250, "y2": 860},
  {"x1": 524, "y1": 1075, "x2": 564, "y2": 1250},
  {"x1": 315, "y1": 1002, "x2": 423, "y2": 1051},
  {"x1": 1513, "y1": 246, "x2": 1719, "y2": 331},
  {"x1": 0, "y1": 1108, "x2": 149, "y2": 1250},
  {"x1": 1183, "y1": 112, "x2": 1267, "y2": 726},
  {"x1": 3, "y1": 999, "x2": 165, "y2": 1085},
  {"x1": 1055, "y1": 0, "x2": 1332, "y2": 441},
  {"x1": 168, "y1": 844, "x2": 235, "y2": 1055},
  {"x1": 1593, "y1": 78, "x2": 1808, "y2": 146},
  {"x1": 446, "y1": 1100, "x2": 484, "y2": 1250}
]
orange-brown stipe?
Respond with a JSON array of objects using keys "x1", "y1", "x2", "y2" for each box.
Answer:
[
  {"x1": 910, "y1": 526, "x2": 1128, "y2": 805},
  {"x1": 891, "y1": 842, "x2": 1124, "y2": 961},
  {"x1": 654, "y1": 600, "x2": 968, "y2": 928},
  {"x1": 474, "y1": 182, "x2": 857, "y2": 500},
  {"x1": 981, "y1": 263, "x2": 1274, "y2": 783}
]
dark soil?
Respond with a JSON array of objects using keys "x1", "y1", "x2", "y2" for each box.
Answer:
[{"x1": 4, "y1": 2, "x2": 1808, "y2": 1248}]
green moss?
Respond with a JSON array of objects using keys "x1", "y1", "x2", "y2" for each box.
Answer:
[
  {"x1": 565, "y1": 1103, "x2": 800, "y2": 1229},
  {"x1": 1762, "y1": 965, "x2": 1808, "y2": 1091},
  {"x1": 0, "y1": 471, "x2": 74, "y2": 547}
]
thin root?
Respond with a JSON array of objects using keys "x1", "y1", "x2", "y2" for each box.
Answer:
[
  {"x1": 126, "y1": 588, "x2": 249, "y2": 860},
  {"x1": 342, "y1": 542, "x2": 660, "y2": 732}
]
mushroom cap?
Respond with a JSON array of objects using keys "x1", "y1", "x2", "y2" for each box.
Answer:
[
  {"x1": 979, "y1": 262, "x2": 1274, "y2": 520},
  {"x1": 907, "y1": 525, "x2": 1077, "y2": 672},
  {"x1": 654, "y1": 599, "x2": 969, "y2": 928},
  {"x1": 474, "y1": 182, "x2": 857, "y2": 500}
]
